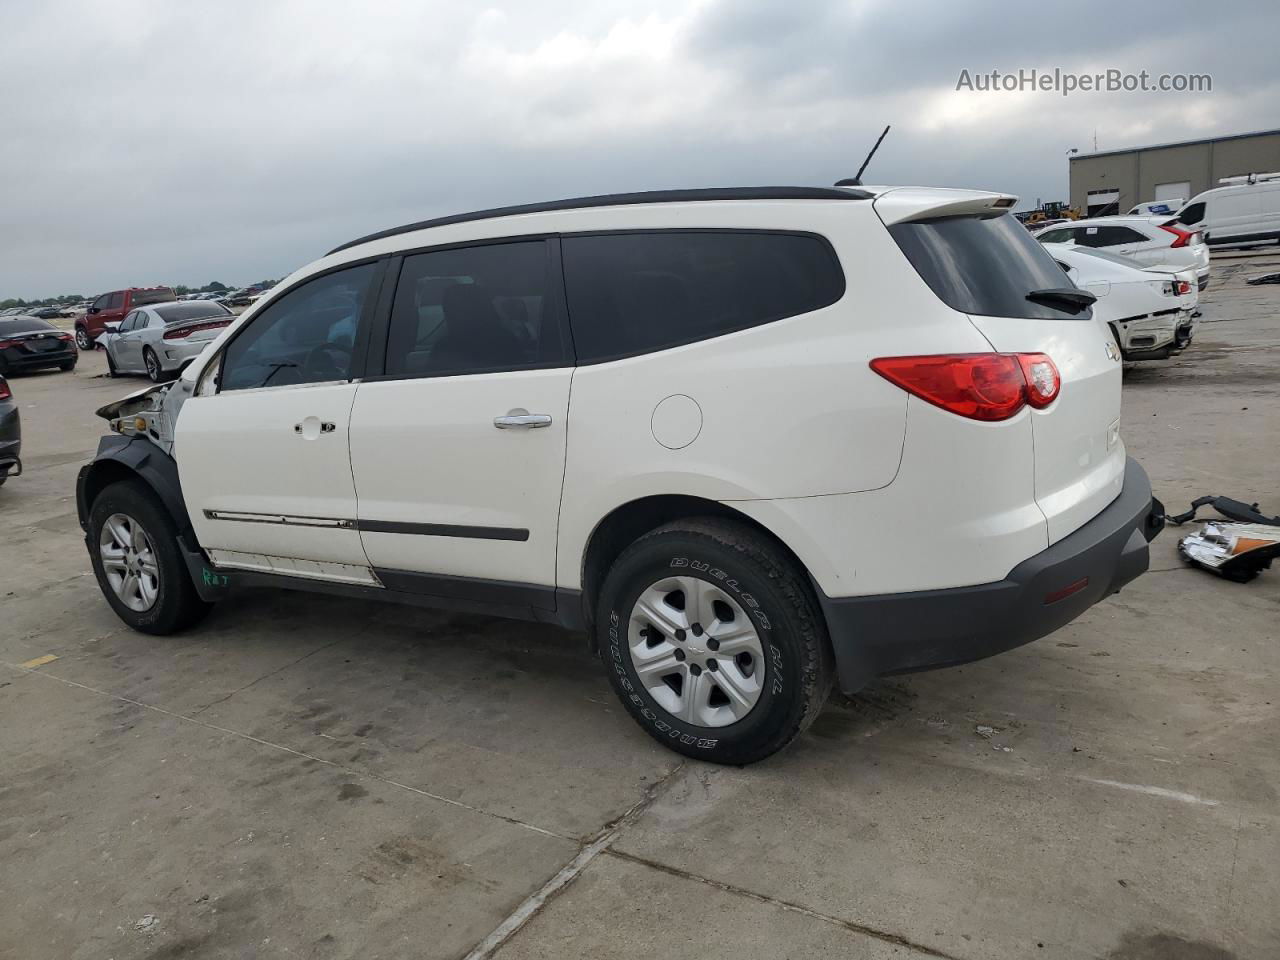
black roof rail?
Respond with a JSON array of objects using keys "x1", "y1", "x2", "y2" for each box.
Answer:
[{"x1": 326, "y1": 186, "x2": 873, "y2": 255}]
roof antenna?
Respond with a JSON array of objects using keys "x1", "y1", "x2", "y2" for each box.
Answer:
[{"x1": 836, "y1": 125, "x2": 891, "y2": 187}]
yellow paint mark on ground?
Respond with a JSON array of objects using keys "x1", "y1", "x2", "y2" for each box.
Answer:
[{"x1": 20, "y1": 654, "x2": 59, "y2": 669}]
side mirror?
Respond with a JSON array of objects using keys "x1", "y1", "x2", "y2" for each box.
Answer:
[{"x1": 89, "y1": 306, "x2": 101, "y2": 314}]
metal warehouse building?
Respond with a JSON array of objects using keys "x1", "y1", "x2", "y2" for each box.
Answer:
[{"x1": 1068, "y1": 128, "x2": 1280, "y2": 217}]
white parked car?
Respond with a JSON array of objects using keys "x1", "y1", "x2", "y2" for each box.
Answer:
[
  {"x1": 1049, "y1": 247, "x2": 1197, "y2": 359},
  {"x1": 1174, "y1": 174, "x2": 1280, "y2": 249},
  {"x1": 100, "y1": 301, "x2": 234, "y2": 382},
  {"x1": 1035, "y1": 215, "x2": 1210, "y2": 290},
  {"x1": 75, "y1": 186, "x2": 1163, "y2": 764}
]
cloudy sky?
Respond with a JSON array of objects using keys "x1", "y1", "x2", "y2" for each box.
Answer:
[{"x1": 2, "y1": 0, "x2": 1276, "y2": 299}]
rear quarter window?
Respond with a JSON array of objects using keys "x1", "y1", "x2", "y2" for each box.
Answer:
[
  {"x1": 889, "y1": 213, "x2": 1090, "y2": 320},
  {"x1": 563, "y1": 231, "x2": 844, "y2": 363}
]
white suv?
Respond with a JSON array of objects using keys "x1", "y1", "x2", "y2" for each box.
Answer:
[{"x1": 77, "y1": 186, "x2": 1164, "y2": 764}]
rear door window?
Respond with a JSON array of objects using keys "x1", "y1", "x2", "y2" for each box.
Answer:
[
  {"x1": 889, "y1": 213, "x2": 1090, "y2": 320},
  {"x1": 562, "y1": 231, "x2": 844, "y2": 363},
  {"x1": 1077, "y1": 225, "x2": 1148, "y2": 248},
  {"x1": 382, "y1": 240, "x2": 568, "y2": 379}
]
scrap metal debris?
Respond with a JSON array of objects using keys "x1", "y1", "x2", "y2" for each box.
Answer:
[
  {"x1": 1166, "y1": 495, "x2": 1280, "y2": 583},
  {"x1": 1245, "y1": 271, "x2": 1280, "y2": 285}
]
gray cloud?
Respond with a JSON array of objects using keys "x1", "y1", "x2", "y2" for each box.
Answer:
[{"x1": 1, "y1": 0, "x2": 1277, "y2": 298}]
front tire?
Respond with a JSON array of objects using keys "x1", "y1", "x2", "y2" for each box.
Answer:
[
  {"x1": 75, "y1": 326, "x2": 93, "y2": 350},
  {"x1": 597, "y1": 517, "x2": 833, "y2": 765},
  {"x1": 88, "y1": 479, "x2": 210, "y2": 634}
]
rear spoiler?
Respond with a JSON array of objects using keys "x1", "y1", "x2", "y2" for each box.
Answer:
[{"x1": 871, "y1": 187, "x2": 1019, "y2": 226}]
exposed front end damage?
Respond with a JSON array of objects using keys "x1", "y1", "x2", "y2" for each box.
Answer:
[{"x1": 94, "y1": 377, "x2": 195, "y2": 456}]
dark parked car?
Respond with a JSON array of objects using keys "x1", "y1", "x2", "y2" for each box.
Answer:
[
  {"x1": 0, "y1": 375, "x2": 19, "y2": 486},
  {"x1": 0, "y1": 316, "x2": 77, "y2": 375},
  {"x1": 30, "y1": 305, "x2": 67, "y2": 319}
]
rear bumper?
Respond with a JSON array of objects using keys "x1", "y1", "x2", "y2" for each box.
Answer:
[
  {"x1": 160, "y1": 339, "x2": 213, "y2": 371},
  {"x1": 819, "y1": 458, "x2": 1163, "y2": 694},
  {"x1": 0, "y1": 349, "x2": 76, "y2": 371}
]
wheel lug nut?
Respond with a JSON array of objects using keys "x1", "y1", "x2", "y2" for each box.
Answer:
[
  {"x1": 674, "y1": 648, "x2": 686, "y2": 662},
  {"x1": 674, "y1": 629, "x2": 686, "y2": 642},
  {"x1": 691, "y1": 623, "x2": 703, "y2": 636},
  {"x1": 707, "y1": 659, "x2": 718, "y2": 672},
  {"x1": 706, "y1": 638, "x2": 719, "y2": 650},
  {"x1": 689, "y1": 663, "x2": 702, "y2": 676}
]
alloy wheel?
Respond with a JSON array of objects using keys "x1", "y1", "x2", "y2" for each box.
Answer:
[
  {"x1": 99, "y1": 512, "x2": 160, "y2": 612},
  {"x1": 145, "y1": 350, "x2": 160, "y2": 382},
  {"x1": 75, "y1": 327, "x2": 92, "y2": 350},
  {"x1": 627, "y1": 576, "x2": 765, "y2": 727}
]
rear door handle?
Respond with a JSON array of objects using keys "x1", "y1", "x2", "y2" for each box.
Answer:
[{"x1": 494, "y1": 411, "x2": 552, "y2": 429}]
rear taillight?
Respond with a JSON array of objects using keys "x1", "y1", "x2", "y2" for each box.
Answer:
[
  {"x1": 1176, "y1": 280, "x2": 1191, "y2": 296},
  {"x1": 163, "y1": 319, "x2": 230, "y2": 340},
  {"x1": 1159, "y1": 224, "x2": 1195, "y2": 248},
  {"x1": 870, "y1": 353, "x2": 1061, "y2": 421},
  {"x1": 0, "y1": 378, "x2": 10, "y2": 400},
  {"x1": 0, "y1": 340, "x2": 16, "y2": 350},
  {"x1": 58, "y1": 332, "x2": 73, "y2": 342}
]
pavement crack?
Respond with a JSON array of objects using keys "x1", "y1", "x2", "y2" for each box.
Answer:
[
  {"x1": 188, "y1": 637, "x2": 348, "y2": 716},
  {"x1": 2, "y1": 658, "x2": 575, "y2": 844},
  {"x1": 458, "y1": 762, "x2": 687, "y2": 960},
  {"x1": 604, "y1": 848, "x2": 964, "y2": 960}
]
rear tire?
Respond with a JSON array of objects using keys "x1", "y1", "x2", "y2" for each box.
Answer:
[
  {"x1": 88, "y1": 479, "x2": 211, "y2": 634},
  {"x1": 144, "y1": 347, "x2": 163, "y2": 383},
  {"x1": 596, "y1": 517, "x2": 833, "y2": 765},
  {"x1": 59, "y1": 360, "x2": 76, "y2": 372}
]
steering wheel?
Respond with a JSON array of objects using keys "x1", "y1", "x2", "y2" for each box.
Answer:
[{"x1": 303, "y1": 343, "x2": 351, "y2": 381}]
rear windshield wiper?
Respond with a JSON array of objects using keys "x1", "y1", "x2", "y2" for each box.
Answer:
[{"x1": 1026, "y1": 287, "x2": 1097, "y2": 311}]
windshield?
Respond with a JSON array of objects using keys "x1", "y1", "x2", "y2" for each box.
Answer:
[
  {"x1": 0, "y1": 317, "x2": 56, "y2": 335},
  {"x1": 132, "y1": 288, "x2": 176, "y2": 306},
  {"x1": 889, "y1": 213, "x2": 1090, "y2": 320},
  {"x1": 156, "y1": 302, "x2": 232, "y2": 323}
]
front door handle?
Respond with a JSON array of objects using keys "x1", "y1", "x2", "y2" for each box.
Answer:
[
  {"x1": 494, "y1": 410, "x2": 552, "y2": 429},
  {"x1": 294, "y1": 418, "x2": 336, "y2": 438}
]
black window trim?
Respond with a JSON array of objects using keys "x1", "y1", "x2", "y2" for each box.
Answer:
[
  {"x1": 210, "y1": 254, "x2": 390, "y2": 395},
  {"x1": 362, "y1": 235, "x2": 575, "y2": 384},
  {"x1": 361, "y1": 227, "x2": 845, "y2": 381},
  {"x1": 560, "y1": 227, "x2": 846, "y2": 366}
]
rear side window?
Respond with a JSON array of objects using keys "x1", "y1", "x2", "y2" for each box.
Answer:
[
  {"x1": 1178, "y1": 202, "x2": 1206, "y2": 225},
  {"x1": 383, "y1": 240, "x2": 567, "y2": 379},
  {"x1": 132, "y1": 288, "x2": 176, "y2": 306},
  {"x1": 1076, "y1": 225, "x2": 1149, "y2": 248},
  {"x1": 890, "y1": 213, "x2": 1090, "y2": 320},
  {"x1": 562, "y1": 231, "x2": 844, "y2": 363},
  {"x1": 1036, "y1": 228, "x2": 1075, "y2": 244}
]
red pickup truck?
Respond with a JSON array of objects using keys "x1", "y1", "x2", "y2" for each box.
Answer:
[{"x1": 76, "y1": 287, "x2": 176, "y2": 349}]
